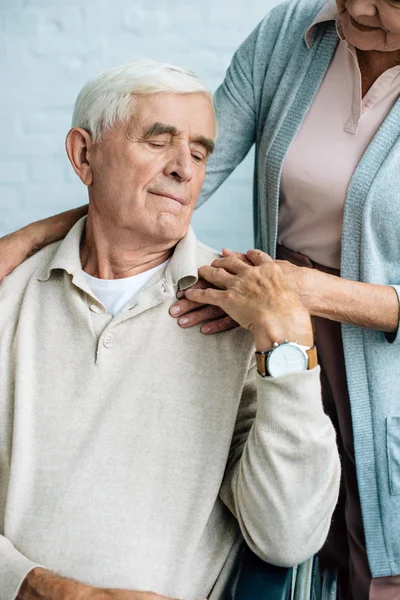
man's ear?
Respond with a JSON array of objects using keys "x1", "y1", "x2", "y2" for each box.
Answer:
[{"x1": 65, "y1": 128, "x2": 94, "y2": 186}]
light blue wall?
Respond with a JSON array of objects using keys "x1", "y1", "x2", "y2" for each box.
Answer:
[{"x1": 0, "y1": 0, "x2": 279, "y2": 253}]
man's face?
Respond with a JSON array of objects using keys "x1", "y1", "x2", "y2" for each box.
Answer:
[
  {"x1": 87, "y1": 92, "x2": 215, "y2": 246},
  {"x1": 337, "y1": 0, "x2": 400, "y2": 50}
]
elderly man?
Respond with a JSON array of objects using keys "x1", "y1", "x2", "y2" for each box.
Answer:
[{"x1": 0, "y1": 61, "x2": 339, "y2": 600}]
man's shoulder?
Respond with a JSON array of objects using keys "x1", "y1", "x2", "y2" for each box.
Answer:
[
  {"x1": 193, "y1": 239, "x2": 222, "y2": 266},
  {"x1": 0, "y1": 242, "x2": 61, "y2": 308}
]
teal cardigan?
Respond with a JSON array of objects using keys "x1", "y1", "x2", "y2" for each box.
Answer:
[{"x1": 199, "y1": 0, "x2": 400, "y2": 578}]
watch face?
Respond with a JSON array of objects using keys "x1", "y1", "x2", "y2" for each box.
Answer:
[{"x1": 267, "y1": 343, "x2": 308, "y2": 377}]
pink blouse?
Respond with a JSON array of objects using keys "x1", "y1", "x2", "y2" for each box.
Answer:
[{"x1": 278, "y1": 0, "x2": 400, "y2": 268}]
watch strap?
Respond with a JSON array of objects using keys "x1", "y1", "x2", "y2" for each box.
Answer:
[{"x1": 255, "y1": 344, "x2": 318, "y2": 377}]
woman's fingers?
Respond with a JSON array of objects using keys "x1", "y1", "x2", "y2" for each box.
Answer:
[
  {"x1": 209, "y1": 256, "x2": 249, "y2": 275},
  {"x1": 198, "y1": 264, "x2": 235, "y2": 288},
  {"x1": 184, "y1": 286, "x2": 226, "y2": 306},
  {"x1": 211, "y1": 250, "x2": 273, "y2": 274},
  {"x1": 246, "y1": 248, "x2": 274, "y2": 265},
  {"x1": 222, "y1": 248, "x2": 253, "y2": 265}
]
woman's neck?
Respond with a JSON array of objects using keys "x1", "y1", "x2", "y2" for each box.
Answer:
[{"x1": 356, "y1": 48, "x2": 400, "y2": 96}]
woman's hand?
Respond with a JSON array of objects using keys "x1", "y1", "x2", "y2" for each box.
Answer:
[
  {"x1": 169, "y1": 249, "x2": 315, "y2": 336},
  {"x1": 0, "y1": 205, "x2": 88, "y2": 282},
  {"x1": 169, "y1": 249, "x2": 253, "y2": 333},
  {"x1": 0, "y1": 228, "x2": 37, "y2": 281},
  {"x1": 184, "y1": 249, "x2": 313, "y2": 350}
]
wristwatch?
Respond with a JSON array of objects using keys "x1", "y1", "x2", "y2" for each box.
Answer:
[{"x1": 255, "y1": 340, "x2": 318, "y2": 378}]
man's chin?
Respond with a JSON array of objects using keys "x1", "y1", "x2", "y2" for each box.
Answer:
[{"x1": 155, "y1": 211, "x2": 190, "y2": 241}]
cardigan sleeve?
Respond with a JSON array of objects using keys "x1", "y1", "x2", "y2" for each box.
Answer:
[
  {"x1": 384, "y1": 285, "x2": 400, "y2": 344},
  {"x1": 219, "y1": 365, "x2": 340, "y2": 567},
  {"x1": 198, "y1": 0, "x2": 305, "y2": 209},
  {"x1": 197, "y1": 23, "x2": 261, "y2": 208}
]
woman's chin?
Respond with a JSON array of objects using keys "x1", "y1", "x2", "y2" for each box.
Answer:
[
  {"x1": 341, "y1": 27, "x2": 386, "y2": 51},
  {"x1": 340, "y1": 17, "x2": 400, "y2": 52}
]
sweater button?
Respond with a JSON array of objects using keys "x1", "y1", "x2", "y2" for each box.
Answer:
[{"x1": 103, "y1": 334, "x2": 114, "y2": 348}]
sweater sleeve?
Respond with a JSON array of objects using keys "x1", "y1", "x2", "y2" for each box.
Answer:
[
  {"x1": 384, "y1": 284, "x2": 400, "y2": 344},
  {"x1": 197, "y1": 22, "x2": 260, "y2": 208},
  {"x1": 219, "y1": 365, "x2": 340, "y2": 567},
  {"x1": 0, "y1": 536, "x2": 40, "y2": 600}
]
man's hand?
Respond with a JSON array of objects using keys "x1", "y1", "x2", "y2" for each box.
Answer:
[
  {"x1": 18, "y1": 568, "x2": 186, "y2": 600},
  {"x1": 169, "y1": 277, "x2": 238, "y2": 334},
  {"x1": 184, "y1": 249, "x2": 313, "y2": 351},
  {"x1": 169, "y1": 248, "x2": 253, "y2": 334}
]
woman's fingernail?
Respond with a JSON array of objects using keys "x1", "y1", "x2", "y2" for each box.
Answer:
[
  {"x1": 176, "y1": 290, "x2": 185, "y2": 299},
  {"x1": 201, "y1": 326, "x2": 210, "y2": 334},
  {"x1": 179, "y1": 317, "x2": 189, "y2": 325},
  {"x1": 170, "y1": 305, "x2": 180, "y2": 315}
]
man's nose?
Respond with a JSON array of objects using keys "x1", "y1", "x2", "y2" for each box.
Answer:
[{"x1": 164, "y1": 144, "x2": 193, "y2": 182}]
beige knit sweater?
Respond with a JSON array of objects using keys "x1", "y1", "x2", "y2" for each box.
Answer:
[{"x1": 0, "y1": 219, "x2": 340, "y2": 600}]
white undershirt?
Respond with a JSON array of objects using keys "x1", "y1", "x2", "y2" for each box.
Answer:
[{"x1": 81, "y1": 259, "x2": 169, "y2": 316}]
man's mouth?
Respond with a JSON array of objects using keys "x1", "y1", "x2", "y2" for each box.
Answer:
[{"x1": 148, "y1": 191, "x2": 187, "y2": 205}]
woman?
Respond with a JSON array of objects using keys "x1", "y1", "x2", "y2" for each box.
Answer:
[{"x1": 2, "y1": 0, "x2": 400, "y2": 598}]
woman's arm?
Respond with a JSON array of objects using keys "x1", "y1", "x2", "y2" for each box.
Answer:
[
  {"x1": 0, "y1": 205, "x2": 88, "y2": 279},
  {"x1": 279, "y1": 260, "x2": 399, "y2": 333}
]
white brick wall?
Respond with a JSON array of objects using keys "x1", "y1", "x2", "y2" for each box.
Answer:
[{"x1": 0, "y1": 0, "x2": 279, "y2": 251}]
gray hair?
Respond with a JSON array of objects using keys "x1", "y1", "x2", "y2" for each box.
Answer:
[{"x1": 71, "y1": 60, "x2": 213, "y2": 143}]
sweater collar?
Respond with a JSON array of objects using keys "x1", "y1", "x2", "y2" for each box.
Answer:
[{"x1": 38, "y1": 216, "x2": 199, "y2": 292}]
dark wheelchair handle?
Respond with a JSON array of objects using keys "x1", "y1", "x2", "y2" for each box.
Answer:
[{"x1": 234, "y1": 546, "x2": 292, "y2": 600}]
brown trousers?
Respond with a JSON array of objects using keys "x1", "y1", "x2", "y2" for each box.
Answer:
[{"x1": 276, "y1": 245, "x2": 400, "y2": 600}]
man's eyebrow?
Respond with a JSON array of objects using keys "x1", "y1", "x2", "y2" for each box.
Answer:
[
  {"x1": 194, "y1": 136, "x2": 215, "y2": 156},
  {"x1": 142, "y1": 122, "x2": 177, "y2": 138},
  {"x1": 142, "y1": 122, "x2": 215, "y2": 155}
]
